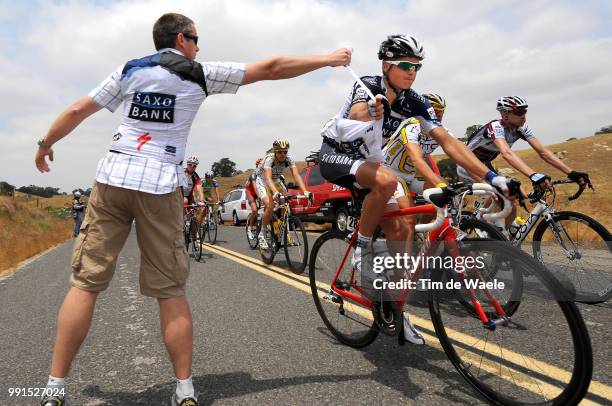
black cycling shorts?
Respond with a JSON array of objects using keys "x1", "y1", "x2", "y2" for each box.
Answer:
[{"x1": 319, "y1": 140, "x2": 358, "y2": 189}]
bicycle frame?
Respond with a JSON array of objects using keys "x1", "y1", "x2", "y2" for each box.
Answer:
[
  {"x1": 471, "y1": 184, "x2": 583, "y2": 257},
  {"x1": 328, "y1": 184, "x2": 512, "y2": 330}
]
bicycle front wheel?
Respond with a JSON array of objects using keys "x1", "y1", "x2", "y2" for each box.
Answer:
[
  {"x1": 309, "y1": 231, "x2": 378, "y2": 348},
  {"x1": 245, "y1": 213, "x2": 259, "y2": 249},
  {"x1": 284, "y1": 217, "x2": 308, "y2": 274},
  {"x1": 192, "y1": 221, "x2": 203, "y2": 262},
  {"x1": 532, "y1": 211, "x2": 612, "y2": 303},
  {"x1": 460, "y1": 217, "x2": 506, "y2": 240},
  {"x1": 207, "y1": 213, "x2": 218, "y2": 244},
  {"x1": 430, "y1": 242, "x2": 593, "y2": 406}
]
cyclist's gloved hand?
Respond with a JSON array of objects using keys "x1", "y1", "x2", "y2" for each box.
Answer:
[
  {"x1": 485, "y1": 171, "x2": 509, "y2": 195},
  {"x1": 507, "y1": 178, "x2": 528, "y2": 209},
  {"x1": 568, "y1": 170, "x2": 593, "y2": 189},
  {"x1": 529, "y1": 172, "x2": 552, "y2": 190},
  {"x1": 367, "y1": 95, "x2": 387, "y2": 120}
]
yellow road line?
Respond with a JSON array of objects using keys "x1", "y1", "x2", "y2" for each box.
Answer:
[{"x1": 203, "y1": 243, "x2": 611, "y2": 403}]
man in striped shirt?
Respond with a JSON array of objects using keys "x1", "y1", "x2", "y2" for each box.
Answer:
[{"x1": 35, "y1": 12, "x2": 351, "y2": 406}]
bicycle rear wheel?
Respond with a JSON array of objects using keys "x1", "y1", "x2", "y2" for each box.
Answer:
[
  {"x1": 309, "y1": 231, "x2": 378, "y2": 348},
  {"x1": 207, "y1": 213, "x2": 218, "y2": 244},
  {"x1": 430, "y1": 242, "x2": 592, "y2": 406},
  {"x1": 284, "y1": 217, "x2": 308, "y2": 274},
  {"x1": 532, "y1": 211, "x2": 612, "y2": 303}
]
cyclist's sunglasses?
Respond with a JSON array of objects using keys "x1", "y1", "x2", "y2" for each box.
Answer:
[
  {"x1": 275, "y1": 150, "x2": 288, "y2": 155},
  {"x1": 187, "y1": 164, "x2": 197, "y2": 167},
  {"x1": 387, "y1": 60, "x2": 422, "y2": 72},
  {"x1": 511, "y1": 109, "x2": 528, "y2": 117},
  {"x1": 170, "y1": 32, "x2": 198, "y2": 45}
]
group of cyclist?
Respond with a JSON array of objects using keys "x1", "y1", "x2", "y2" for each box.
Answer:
[{"x1": 318, "y1": 34, "x2": 593, "y2": 345}]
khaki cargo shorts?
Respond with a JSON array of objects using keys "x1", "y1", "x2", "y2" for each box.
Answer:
[{"x1": 70, "y1": 181, "x2": 189, "y2": 298}]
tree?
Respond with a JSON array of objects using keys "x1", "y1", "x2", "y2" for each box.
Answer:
[
  {"x1": 595, "y1": 125, "x2": 612, "y2": 135},
  {"x1": 437, "y1": 158, "x2": 458, "y2": 182},
  {"x1": 211, "y1": 158, "x2": 238, "y2": 177},
  {"x1": 0, "y1": 181, "x2": 15, "y2": 196},
  {"x1": 16, "y1": 185, "x2": 61, "y2": 198},
  {"x1": 465, "y1": 124, "x2": 482, "y2": 138}
]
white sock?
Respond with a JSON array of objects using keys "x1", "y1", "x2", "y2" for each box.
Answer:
[
  {"x1": 45, "y1": 376, "x2": 65, "y2": 397},
  {"x1": 176, "y1": 376, "x2": 195, "y2": 401},
  {"x1": 356, "y1": 232, "x2": 372, "y2": 249}
]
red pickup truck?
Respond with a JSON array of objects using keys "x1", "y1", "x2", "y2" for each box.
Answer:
[{"x1": 286, "y1": 164, "x2": 354, "y2": 231}]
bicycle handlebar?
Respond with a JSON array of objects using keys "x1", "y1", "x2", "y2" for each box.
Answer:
[
  {"x1": 421, "y1": 183, "x2": 512, "y2": 230},
  {"x1": 528, "y1": 178, "x2": 588, "y2": 202}
]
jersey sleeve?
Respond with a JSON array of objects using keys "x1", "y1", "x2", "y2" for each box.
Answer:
[
  {"x1": 398, "y1": 119, "x2": 421, "y2": 145},
  {"x1": 519, "y1": 125, "x2": 535, "y2": 141},
  {"x1": 398, "y1": 90, "x2": 441, "y2": 135},
  {"x1": 348, "y1": 76, "x2": 381, "y2": 106},
  {"x1": 263, "y1": 155, "x2": 275, "y2": 169},
  {"x1": 88, "y1": 65, "x2": 124, "y2": 112},
  {"x1": 487, "y1": 121, "x2": 507, "y2": 141},
  {"x1": 202, "y1": 62, "x2": 246, "y2": 95}
]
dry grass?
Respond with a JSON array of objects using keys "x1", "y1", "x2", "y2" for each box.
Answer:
[
  {"x1": 0, "y1": 195, "x2": 73, "y2": 275},
  {"x1": 432, "y1": 133, "x2": 612, "y2": 231}
]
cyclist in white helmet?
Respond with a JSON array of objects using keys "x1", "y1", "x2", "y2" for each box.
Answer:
[
  {"x1": 254, "y1": 138, "x2": 310, "y2": 249},
  {"x1": 320, "y1": 34, "x2": 513, "y2": 346},
  {"x1": 458, "y1": 96, "x2": 592, "y2": 228},
  {"x1": 182, "y1": 156, "x2": 204, "y2": 205}
]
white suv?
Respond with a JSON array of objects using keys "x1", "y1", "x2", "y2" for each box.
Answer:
[{"x1": 218, "y1": 188, "x2": 250, "y2": 225}]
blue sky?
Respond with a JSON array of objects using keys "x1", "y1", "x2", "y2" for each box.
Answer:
[{"x1": 1, "y1": 0, "x2": 611, "y2": 192}]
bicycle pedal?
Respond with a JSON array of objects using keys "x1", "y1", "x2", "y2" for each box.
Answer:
[{"x1": 324, "y1": 290, "x2": 343, "y2": 304}]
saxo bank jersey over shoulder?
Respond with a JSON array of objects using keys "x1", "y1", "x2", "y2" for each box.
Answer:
[{"x1": 90, "y1": 48, "x2": 245, "y2": 194}]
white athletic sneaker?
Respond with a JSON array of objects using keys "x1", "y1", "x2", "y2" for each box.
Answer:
[
  {"x1": 258, "y1": 232, "x2": 269, "y2": 249},
  {"x1": 403, "y1": 311, "x2": 425, "y2": 345}
]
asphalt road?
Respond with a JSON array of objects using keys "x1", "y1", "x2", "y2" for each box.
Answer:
[{"x1": 0, "y1": 224, "x2": 610, "y2": 405}]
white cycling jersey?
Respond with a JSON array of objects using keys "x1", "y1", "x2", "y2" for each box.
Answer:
[
  {"x1": 383, "y1": 119, "x2": 452, "y2": 179},
  {"x1": 320, "y1": 75, "x2": 440, "y2": 161},
  {"x1": 92, "y1": 48, "x2": 245, "y2": 166},
  {"x1": 465, "y1": 120, "x2": 535, "y2": 163},
  {"x1": 255, "y1": 153, "x2": 296, "y2": 181}
]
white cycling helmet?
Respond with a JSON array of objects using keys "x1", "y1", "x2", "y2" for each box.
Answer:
[
  {"x1": 74, "y1": 191, "x2": 81, "y2": 197},
  {"x1": 272, "y1": 138, "x2": 290, "y2": 151},
  {"x1": 186, "y1": 156, "x2": 199, "y2": 165},
  {"x1": 496, "y1": 96, "x2": 528, "y2": 112},
  {"x1": 378, "y1": 34, "x2": 425, "y2": 61}
]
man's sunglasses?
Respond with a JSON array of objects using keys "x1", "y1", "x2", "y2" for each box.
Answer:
[
  {"x1": 511, "y1": 110, "x2": 527, "y2": 117},
  {"x1": 387, "y1": 60, "x2": 422, "y2": 72},
  {"x1": 170, "y1": 32, "x2": 198, "y2": 45},
  {"x1": 187, "y1": 164, "x2": 197, "y2": 167},
  {"x1": 275, "y1": 150, "x2": 288, "y2": 155}
]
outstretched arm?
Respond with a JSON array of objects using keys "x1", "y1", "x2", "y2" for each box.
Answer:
[
  {"x1": 493, "y1": 138, "x2": 538, "y2": 178},
  {"x1": 430, "y1": 127, "x2": 492, "y2": 180},
  {"x1": 242, "y1": 48, "x2": 351, "y2": 85},
  {"x1": 527, "y1": 138, "x2": 572, "y2": 175},
  {"x1": 35, "y1": 96, "x2": 102, "y2": 172},
  {"x1": 404, "y1": 143, "x2": 446, "y2": 186}
]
